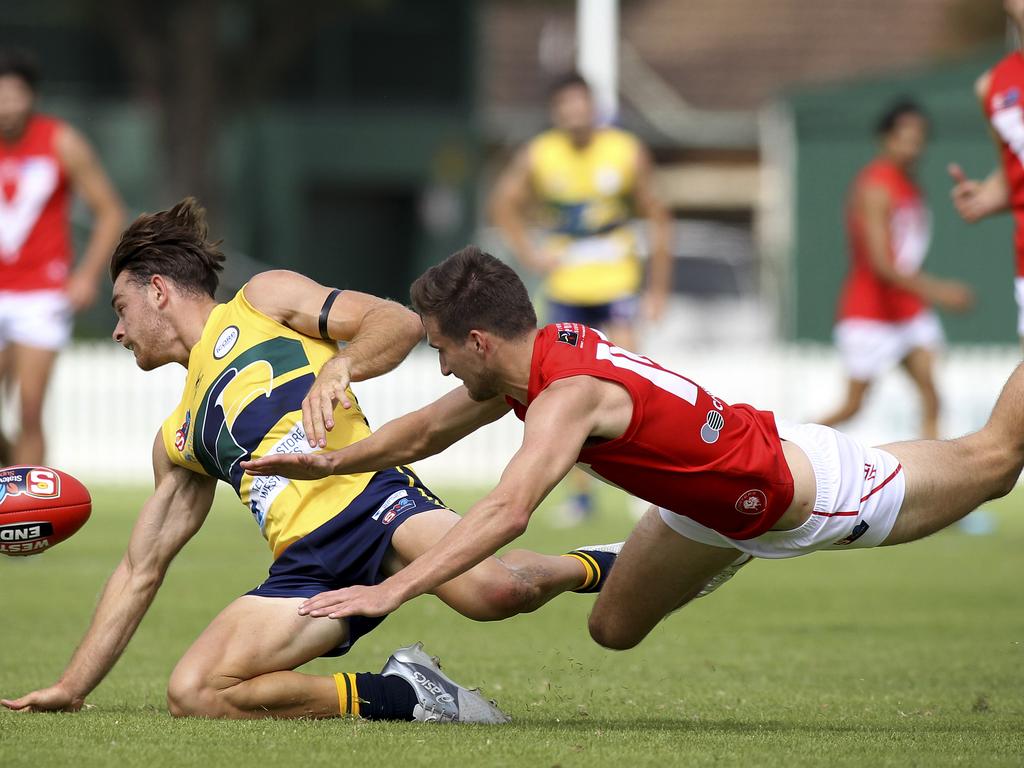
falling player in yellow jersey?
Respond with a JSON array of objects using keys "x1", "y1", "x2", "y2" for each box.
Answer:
[
  {"x1": 1, "y1": 199, "x2": 618, "y2": 724},
  {"x1": 490, "y1": 72, "x2": 673, "y2": 524}
]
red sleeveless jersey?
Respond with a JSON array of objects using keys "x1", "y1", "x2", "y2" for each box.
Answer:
[
  {"x1": 837, "y1": 158, "x2": 930, "y2": 322},
  {"x1": 985, "y1": 52, "x2": 1024, "y2": 276},
  {"x1": 506, "y1": 324, "x2": 794, "y2": 539},
  {"x1": 0, "y1": 114, "x2": 73, "y2": 291}
]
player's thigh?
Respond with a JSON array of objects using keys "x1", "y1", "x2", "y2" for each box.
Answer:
[
  {"x1": 589, "y1": 505, "x2": 740, "y2": 649},
  {"x1": 880, "y1": 432, "x2": 1010, "y2": 545},
  {"x1": 170, "y1": 595, "x2": 347, "y2": 689},
  {"x1": 11, "y1": 343, "x2": 59, "y2": 414},
  {"x1": 387, "y1": 507, "x2": 532, "y2": 617}
]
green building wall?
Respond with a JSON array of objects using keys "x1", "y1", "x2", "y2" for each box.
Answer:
[{"x1": 787, "y1": 45, "x2": 1018, "y2": 343}]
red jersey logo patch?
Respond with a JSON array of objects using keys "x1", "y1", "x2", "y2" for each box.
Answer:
[
  {"x1": 555, "y1": 323, "x2": 585, "y2": 347},
  {"x1": 735, "y1": 489, "x2": 767, "y2": 516}
]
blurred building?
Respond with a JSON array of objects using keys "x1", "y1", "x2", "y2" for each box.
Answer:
[{"x1": 0, "y1": 0, "x2": 1006, "y2": 340}]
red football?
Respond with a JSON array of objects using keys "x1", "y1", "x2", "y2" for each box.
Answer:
[{"x1": 0, "y1": 466, "x2": 92, "y2": 557}]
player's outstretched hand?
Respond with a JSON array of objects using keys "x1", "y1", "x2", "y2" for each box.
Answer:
[
  {"x1": 241, "y1": 451, "x2": 335, "y2": 480},
  {"x1": 2, "y1": 684, "x2": 83, "y2": 713},
  {"x1": 297, "y1": 583, "x2": 402, "y2": 619},
  {"x1": 933, "y1": 279, "x2": 975, "y2": 314},
  {"x1": 947, "y1": 163, "x2": 989, "y2": 223},
  {"x1": 302, "y1": 356, "x2": 353, "y2": 449}
]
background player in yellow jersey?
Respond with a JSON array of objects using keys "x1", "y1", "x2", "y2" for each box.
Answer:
[
  {"x1": 490, "y1": 72, "x2": 673, "y2": 523},
  {"x1": 2, "y1": 199, "x2": 619, "y2": 723}
]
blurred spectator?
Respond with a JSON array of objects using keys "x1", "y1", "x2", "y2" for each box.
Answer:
[
  {"x1": 948, "y1": 0, "x2": 1024, "y2": 349},
  {"x1": 0, "y1": 49, "x2": 125, "y2": 465},
  {"x1": 819, "y1": 99, "x2": 973, "y2": 440},
  {"x1": 489, "y1": 71, "x2": 671, "y2": 524}
]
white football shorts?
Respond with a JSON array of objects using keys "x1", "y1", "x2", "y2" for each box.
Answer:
[
  {"x1": 659, "y1": 421, "x2": 904, "y2": 559},
  {"x1": 834, "y1": 310, "x2": 944, "y2": 381},
  {"x1": 0, "y1": 290, "x2": 72, "y2": 351},
  {"x1": 1014, "y1": 277, "x2": 1024, "y2": 337}
]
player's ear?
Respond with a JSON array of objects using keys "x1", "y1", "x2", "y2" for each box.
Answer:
[
  {"x1": 150, "y1": 274, "x2": 170, "y2": 307},
  {"x1": 468, "y1": 329, "x2": 486, "y2": 353}
]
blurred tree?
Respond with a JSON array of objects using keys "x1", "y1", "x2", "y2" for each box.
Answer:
[
  {"x1": 945, "y1": 0, "x2": 1006, "y2": 52},
  {"x1": 102, "y1": 0, "x2": 344, "y2": 210}
]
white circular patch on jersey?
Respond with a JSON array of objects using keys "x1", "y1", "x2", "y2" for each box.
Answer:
[
  {"x1": 595, "y1": 167, "x2": 623, "y2": 195},
  {"x1": 213, "y1": 325, "x2": 239, "y2": 359},
  {"x1": 700, "y1": 423, "x2": 720, "y2": 444}
]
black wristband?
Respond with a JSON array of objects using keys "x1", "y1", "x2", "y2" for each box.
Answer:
[{"x1": 318, "y1": 289, "x2": 342, "y2": 340}]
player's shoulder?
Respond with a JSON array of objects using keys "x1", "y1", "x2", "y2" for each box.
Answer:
[
  {"x1": 857, "y1": 159, "x2": 900, "y2": 189},
  {"x1": 975, "y1": 67, "x2": 995, "y2": 103},
  {"x1": 596, "y1": 126, "x2": 640, "y2": 147},
  {"x1": 241, "y1": 270, "x2": 307, "y2": 321},
  {"x1": 527, "y1": 129, "x2": 568, "y2": 162}
]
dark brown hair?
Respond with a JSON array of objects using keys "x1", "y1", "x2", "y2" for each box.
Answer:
[
  {"x1": 110, "y1": 197, "x2": 225, "y2": 298},
  {"x1": 876, "y1": 97, "x2": 929, "y2": 137},
  {"x1": 548, "y1": 71, "x2": 591, "y2": 102},
  {"x1": 410, "y1": 246, "x2": 537, "y2": 340},
  {"x1": 0, "y1": 49, "x2": 39, "y2": 92}
]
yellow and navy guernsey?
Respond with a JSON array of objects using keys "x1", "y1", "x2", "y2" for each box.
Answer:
[
  {"x1": 161, "y1": 287, "x2": 376, "y2": 559},
  {"x1": 528, "y1": 127, "x2": 641, "y2": 306}
]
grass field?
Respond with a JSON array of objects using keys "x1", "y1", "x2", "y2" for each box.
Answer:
[{"x1": 1, "y1": 483, "x2": 1022, "y2": 767}]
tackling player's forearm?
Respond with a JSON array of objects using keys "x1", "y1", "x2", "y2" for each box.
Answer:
[
  {"x1": 328, "y1": 409, "x2": 443, "y2": 473},
  {"x1": 388, "y1": 495, "x2": 529, "y2": 604},
  {"x1": 58, "y1": 558, "x2": 164, "y2": 699}
]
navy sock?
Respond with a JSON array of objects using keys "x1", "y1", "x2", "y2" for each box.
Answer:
[{"x1": 353, "y1": 672, "x2": 418, "y2": 720}]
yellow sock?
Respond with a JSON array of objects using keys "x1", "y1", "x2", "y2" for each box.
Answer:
[
  {"x1": 563, "y1": 551, "x2": 599, "y2": 591},
  {"x1": 332, "y1": 672, "x2": 361, "y2": 717}
]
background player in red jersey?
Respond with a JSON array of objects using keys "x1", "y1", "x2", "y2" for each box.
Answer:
[
  {"x1": 820, "y1": 99, "x2": 973, "y2": 439},
  {"x1": 243, "y1": 246, "x2": 1024, "y2": 653},
  {"x1": 0, "y1": 49, "x2": 125, "y2": 465},
  {"x1": 948, "y1": 0, "x2": 1024, "y2": 348}
]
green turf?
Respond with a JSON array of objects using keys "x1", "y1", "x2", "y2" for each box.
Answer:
[{"x1": 1, "y1": 483, "x2": 1022, "y2": 767}]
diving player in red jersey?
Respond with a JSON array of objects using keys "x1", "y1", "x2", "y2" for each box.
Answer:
[
  {"x1": 244, "y1": 246, "x2": 1024, "y2": 654},
  {"x1": 949, "y1": 0, "x2": 1024, "y2": 347},
  {"x1": 820, "y1": 100, "x2": 972, "y2": 439},
  {"x1": 0, "y1": 49, "x2": 125, "y2": 464}
]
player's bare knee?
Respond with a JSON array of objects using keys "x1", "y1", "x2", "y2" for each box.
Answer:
[
  {"x1": 587, "y1": 613, "x2": 642, "y2": 651},
  {"x1": 475, "y1": 576, "x2": 543, "y2": 619},
  {"x1": 167, "y1": 668, "x2": 223, "y2": 718}
]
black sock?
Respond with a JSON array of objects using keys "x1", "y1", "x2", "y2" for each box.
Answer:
[{"x1": 353, "y1": 672, "x2": 418, "y2": 721}]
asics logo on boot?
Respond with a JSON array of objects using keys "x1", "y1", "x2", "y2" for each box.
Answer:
[{"x1": 412, "y1": 670, "x2": 455, "y2": 704}]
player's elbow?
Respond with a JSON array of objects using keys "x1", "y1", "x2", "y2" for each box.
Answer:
[
  {"x1": 498, "y1": 505, "x2": 531, "y2": 540},
  {"x1": 397, "y1": 308, "x2": 425, "y2": 347}
]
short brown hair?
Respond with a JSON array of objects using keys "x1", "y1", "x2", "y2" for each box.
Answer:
[
  {"x1": 410, "y1": 246, "x2": 537, "y2": 340},
  {"x1": 110, "y1": 197, "x2": 225, "y2": 298}
]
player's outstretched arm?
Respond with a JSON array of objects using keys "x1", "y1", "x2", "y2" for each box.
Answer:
[
  {"x1": 1, "y1": 433, "x2": 216, "y2": 713},
  {"x1": 244, "y1": 271, "x2": 423, "y2": 447},
  {"x1": 296, "y1": 379, "x2": 598, "y2": 619},
  {"x1": 242, "y1": 385, "x2": 511, "y2": 480},
  {"x1": 948, "y1": 70, "x2": 1011, "y2": 224}
]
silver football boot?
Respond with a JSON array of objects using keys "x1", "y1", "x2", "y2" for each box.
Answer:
[
  {"x1": 696, "y1": 553, "x2": 753, "y2": 598},
  {"x1": 381, "y1": 642, "x2": 511, "y2": 724}
]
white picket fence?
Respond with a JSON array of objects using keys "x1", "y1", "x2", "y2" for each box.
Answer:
[{"x1": 10, "y1": 341, "x2": 1021, "y2": 486}]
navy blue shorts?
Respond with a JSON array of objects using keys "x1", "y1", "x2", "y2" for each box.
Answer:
[
  {"x1": 246, "y1": 466, "x2": 446, "y2": 656},
  {"x1": 546, "y1": 295, "x2": 639, "y2": 327}
]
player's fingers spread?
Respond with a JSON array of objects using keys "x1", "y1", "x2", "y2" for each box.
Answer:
[{"x1": 947, "y1": 162, "x2": 965, "y2": 183}]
